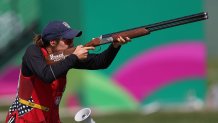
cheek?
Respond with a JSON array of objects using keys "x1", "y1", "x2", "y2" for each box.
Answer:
[{"x1": 57, "y1": 42, "x2": 68, "y2": 51}]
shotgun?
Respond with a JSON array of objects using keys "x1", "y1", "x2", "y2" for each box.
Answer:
[{"x1": 46, "y1": 12, "x2": 208, "y2": 64}]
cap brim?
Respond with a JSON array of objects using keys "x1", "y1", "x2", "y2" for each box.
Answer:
[{"x1": 62, "y1": 29, "x2": 82, "y2": 39}]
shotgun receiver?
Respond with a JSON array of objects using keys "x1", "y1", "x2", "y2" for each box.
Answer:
[{"x1": 46, "y1": 12, "x2": 208, "y2": 64}]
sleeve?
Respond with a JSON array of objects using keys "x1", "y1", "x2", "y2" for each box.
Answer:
[
  {"x1": 73, "y1": 44, "x2": 121, "y2": 69},
  {"x1": 21, "y1": 45, "x2": 79, "y2": 83}
]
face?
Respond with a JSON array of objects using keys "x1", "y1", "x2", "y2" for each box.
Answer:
[{"x1": 54, "y1": 39, "x2": 73, "y2": 52}]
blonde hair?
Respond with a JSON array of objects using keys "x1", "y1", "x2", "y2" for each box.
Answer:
[
  {"x1": 33, "y1": 34, "x2": 61, "y2": 48},
  {"x1": 33, "y1": 34, "x2": 45, "y2": 47}
]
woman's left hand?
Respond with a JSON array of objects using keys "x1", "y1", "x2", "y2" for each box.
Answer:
[{"x1": 113, "y1": 36, "x2": 131, "y2": 48}]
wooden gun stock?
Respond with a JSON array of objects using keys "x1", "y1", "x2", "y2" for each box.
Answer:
[{"x1": 46, "y1": 12, "x2": 208, "y2": 64}]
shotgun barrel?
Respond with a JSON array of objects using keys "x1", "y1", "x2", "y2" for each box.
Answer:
[
  {"x1": 144, "y1": 12, "x2": 208, "y2": 32},
  {"x1": 103, "y1": 12, "x2": 208, "y2": 37}
]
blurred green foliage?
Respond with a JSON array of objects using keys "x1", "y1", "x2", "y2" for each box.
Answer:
[{"x1": 62, "y1": 111, "x2": 218, "y2": 123}]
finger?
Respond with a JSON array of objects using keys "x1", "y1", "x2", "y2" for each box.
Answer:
[
  {"x1": 117, "y1": 37, "x2": 121, "y2": 42},
  {"x1": 125, "y1": 37, "x2": 131, "y2": 41},
  {"x1": 84, "y1": 52, "x2": 88, "y2": 57},
  {"x1": 119, "y1": 36, "x2": 126, "y2": 42},
  {"x1": 83, "y1": 52, "x2": 88, "y2": 55},
  {"x1": 84, "y1": 46, "x2": 95, "y2": 50}
]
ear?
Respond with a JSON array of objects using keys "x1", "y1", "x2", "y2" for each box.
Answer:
[{"x1": 50, "y1": 40, "x2": 57, "y2": 46}]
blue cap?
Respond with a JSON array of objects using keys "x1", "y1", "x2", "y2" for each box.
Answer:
[{"x1": 42, "y1": 21, "x2": 82, "y2": 42}]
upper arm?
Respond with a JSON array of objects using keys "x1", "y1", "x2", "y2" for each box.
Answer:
[
  {"x1": 22, "y1": 45, "x2": 55, "y2": 82},
  {"x1": 22, "y1": 45, "x2": 79, "y2": 83}
]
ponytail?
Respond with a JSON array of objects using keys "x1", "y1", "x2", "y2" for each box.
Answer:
[
  {"x1": 33, "y1": 34, "x2": 62, "y2": 48},
  {"x1": 33, "y1": 34, "x2": 51, "y2": 47},
  {"x1": 33, "y1": 34, "x2": 44, "y2": 47}
]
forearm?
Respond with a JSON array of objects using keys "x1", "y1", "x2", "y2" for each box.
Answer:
[
  {"x1": 74, "y1": 44, "x2": 121, "y2": 69},
  {"x1": 49, "y1": 54, "x2": 78, "y2": 78}
]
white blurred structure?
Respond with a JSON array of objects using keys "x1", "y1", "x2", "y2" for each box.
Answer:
[
  {"x1": 206, "y1": 84, "x2": 218, "y2": 110},
  {"x1": 74, "y1": 108, "x2": 95, "y2": 123},
  {"x1": 0, "y1": 11, "x2": 23, "y2": 49},
  {"x1": 185, "y1": 89, "x2": 204, "y2": 111}
]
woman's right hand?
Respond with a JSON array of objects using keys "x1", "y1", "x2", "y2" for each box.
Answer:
[{"x1": 73, "y1": 45, "x2": 95, "y2": 60}]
